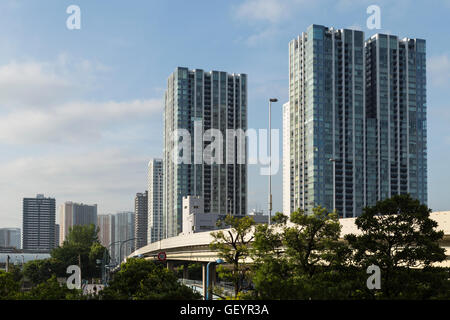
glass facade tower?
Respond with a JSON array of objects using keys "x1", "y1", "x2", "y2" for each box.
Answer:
[
  {"x1": 163, "y1": 67, "x2": 248, "y2": 238},
  {"x1": 286, "y1": 25, "x2": 427, "y2": 217},
  {"x1": 148, "y1": 159, "x2": 163, "y2": 244},
  {"x1": 134, "y1": 191, "x2": 148, "y2": 249},
  {"x1": 23, "y1": 194, "x2": 56, "y2": 251},
  {"x1": 365, "y1": 34, "x2": 427, "y2": 205},
  {"x1": 289, "y1": 25, "x2": 365, "y2": 217}
]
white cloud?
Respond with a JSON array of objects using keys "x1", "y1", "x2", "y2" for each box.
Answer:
[
  {"x1": 0, "y1": 149, "x2": 146, "y2": 192},
  {"x1": 428, "y1": 54, "x2": 450, "y2": 87},
  {"x1": 335, "y1": 0, "x2": 374, "y2": 11},
  {"x1": 0, "y1": 98, "x2": 162, "y2": 144},
  {"x1": 0, "y1": 61, "x2": 74, "y2": 107},
  {"x1": 234, "y1": 0, "x2": 290, "y2": 24},
  {"x1": 0, "y1": 57, "x2": 110, "y2": 108},
  {"x1": 0, "y1": 148, "x2": 151, "y2": 227},
  {"x1": 245, "y1": 27, "x2": 280, "y2": 46},
  {"x1": 0, "y1": 58, "x2": 162, "y2": 144},
  {"x1": 0, "y1": 57, "x2": 165, "y2": 227},
  {"x1": 233, "y1": 0, "x2": 319, "y2": 24}
]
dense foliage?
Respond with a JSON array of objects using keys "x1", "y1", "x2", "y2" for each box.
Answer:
[
  {"x1": 1, "y1": 195, "x2": 448, "y2": 300},
  {"x1": 51, "y1": 224, "x2": 106, "y2": 279},
  {"x1": 210, "y1": 214, "x2": 255, "y2": 297},
  {"x1": 100, "y1": 258, "x2": 201, "y2": 300},
  {"x1": 244, "y1": 195, "x2": 450, "y2": 300}
]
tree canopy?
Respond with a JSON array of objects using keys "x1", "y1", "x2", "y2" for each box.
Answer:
[
  {"x1": 210, "y1": 215, "x2": 255, "y2": 297},
  {"x1": 244, "y1": 196, "x2": 450, "y2": 300},
  {"x1": 100, "y1": 258, "x2": 201, "y2": 300},
  {"x1": 51, "y1": 224, "x2": 106, "y2": 279},
  {"x1": 249, "y1": 207, "x2": 351, "y2": 299},
  {"x1": 20, "y1": 224, "x2": 106, "y2": 287},
  {"x1": 345, "y1": 194, "x2": 448, "y2": 299}
]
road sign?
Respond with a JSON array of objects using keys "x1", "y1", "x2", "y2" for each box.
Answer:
[{"x1": 157, "y1": 251, "x2": 166, "y2": 261}]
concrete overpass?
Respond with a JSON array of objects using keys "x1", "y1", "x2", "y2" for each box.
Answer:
[
  {"x1": 128, "y1": 211, "x2": 450, "y2": 298},
  {"x1": 130, "y1": 211, "x2": 450, "y2": 267}
]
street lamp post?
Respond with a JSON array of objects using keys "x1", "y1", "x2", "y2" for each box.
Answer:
[
  {"x1": 268, "y1": 98, "x2": 278, "y2": 225},
  {"x1": 102, "y1": 240, "x2": 121, "y2": 285},
  {"x1": 118, "y1": 237, "x2": 141, "y2": 264},
  {"x1": 206, "y1": 259, "x2": 224, "y2": 300}
]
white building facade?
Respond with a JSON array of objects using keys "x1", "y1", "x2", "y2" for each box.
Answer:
[
  {"x1": 148, "y1": 159, "x2": 163, "y2": 244},
  {"x1": 282, "y1": 101, "x2": 291, "y2": 216}
]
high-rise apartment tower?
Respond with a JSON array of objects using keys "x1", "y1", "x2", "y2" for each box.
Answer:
[
  {"x1": 163, "y1": 67, "x2": 248, "y2": 237},
  {"x1": 285, "y1": 24, "x2": 427, "y2": 217},
  {"x1": 23, "y1": 194, "x2": 56, "y2": 251},
  {"x1": 134, "y1": 191, "x2": 148, "y2": 249},
  {"x1": 148, "y1": 159, "x2": 163, "y2": 243}
]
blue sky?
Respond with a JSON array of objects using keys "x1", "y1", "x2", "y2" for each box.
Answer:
[{"x1": 1, "y1": 0, "x2": 449, "y2": 228}]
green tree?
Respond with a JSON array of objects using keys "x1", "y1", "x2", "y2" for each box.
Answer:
[
  {"x1": 210, "y1": 215, "x2": 255, "y2": 297},
  {"x1": 100, "y1": 258, "x2": 201, "y2": 300},
  {"x1": 7, "y1": 264, "x2": 23, "y2": 283},
  {"x1": 88, "y1": 242, "x2": 106, "y2": 277},
  {"x1": 23, "y1": 275, "x2": 83, "y2": 300},
  {"x1": 135, "y1": 268, "x2": 202, "y2": 300},
  {"x1": 249, "y1": 207, "x2": 351, "y2": 299},
  {"x1": 2, "y1": 225, "x2": 106, "y2": 300},
  {"x1": 283, "y1": 206, "x2": 345, "y2": 276},
  {"x1": 345, "y1": 194, "x2": 448, "y2": 299},
  {"x1": 249, "y1": 212, "x2": 294, "y2": 299},
  {"x1": 22, "y1": 258, "x2": 64, "y2": 286},
  {"x1": 0, "y1": 270, "x2": 21, "y2": 300},
  {"x1": 51, "y1": 224, "x2": 105, "y2": 279}
]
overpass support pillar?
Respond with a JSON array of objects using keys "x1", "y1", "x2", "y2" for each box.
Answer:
[
  {"x1": 211, "y1": 264, "x2": 217, "y2": 286},
  {"x1": 166, "y1": 260, "x2": 175, "y2": 271},
  {"x1": 183, "y1": 263, "x2": 189, "y2": 279},
  {"x1": 201, "y1": 263, "x2": 217, "y2": 300},
  {"x1": 202, "y1": 263, "x2": 207, "y2": 299}
]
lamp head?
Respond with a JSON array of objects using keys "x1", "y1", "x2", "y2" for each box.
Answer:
[
  {"x1": 269, "y1": 98, "x2": 278, "y2": 102},
  {"x1": 216, "y1": 258, "x2": 224, "y2": 264}
]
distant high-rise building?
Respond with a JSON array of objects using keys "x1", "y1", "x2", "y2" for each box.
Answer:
[
  {"x1": 134, "y1": 191, "x2": 148, "y2": 249},
  {"x1": 288, "y1": 25, "x2": 366, "y2": 217},
  {"x1": 54, "y1": 224, "x2": 60, "y2": 248},
  {"x1": 0, "y1": 228, "x2": 21, "y2": 249},
  {"x1": 282, "y1": 101, "x2": 291, "y2": 216},
  {"x1": 148, "y1": 159, "x2": 163, "y2": 244},
  {"x1": 58, "y1": 202, "x2": 98, "y2": 245},
  {"x1": 285, "y1": 24, "x2": 427, "y2": 217},
  {"x1": 23, "y1": 194, "x2": 56, "y2": 251},
  {"x1": 365, "y1": 34, "x2": 427, "y2": 206},
  {"x1": 114, "y1": 211, "x2": 134, "y2": 263},
  {"x1": 98, "y1": 214, "x2": 115, "y2": 261},
  {"x1": 163, "y1": 67, "x2": 248, "y2": 238}
]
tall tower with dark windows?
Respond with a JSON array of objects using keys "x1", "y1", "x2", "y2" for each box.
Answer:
[
  {"x1": 285, "y1": 24, "x2": 427, "y2": 217},
  {"x1": 148, "y1": 159, "x2": 163, "y2": 243},
  {"x1": 23, "y1": 194, "x2": 56, "y2": 251},
  {"x1": 288, "y1": 25, "x2": 366, "y2": 217},
  {"x1": 163, "y1": 67, "x2": 248, "y2": 238},
  {"x1": 114, "y1": 211, "x2": 134, "y2": 263},
  {"x1": 58, "y1": 202, "x2": 97, "y2": 245},
  {"x1": 365, "y1": 34, "x2": 427, "y2": 205},
  {"x1": 134, "y1": 191, "x2": 148, "y2": 249},
  {"x1": 97, "y1": 214, "x2": 115, "y2": 260}
]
